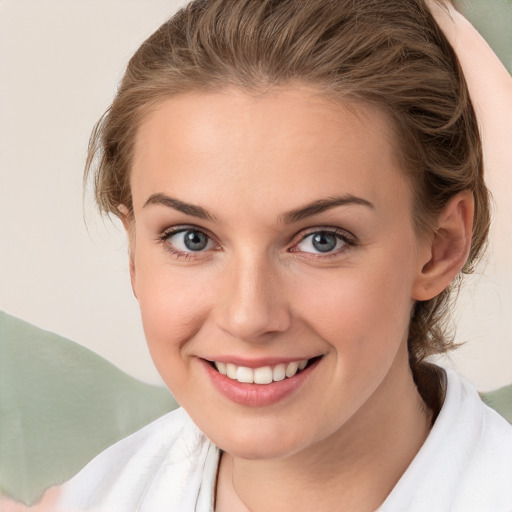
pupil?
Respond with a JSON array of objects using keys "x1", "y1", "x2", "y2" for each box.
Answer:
[
  {"x1": 184, "y1": 230, "x2": 208, "y2": 251},
  {"x1": 312, "y1": 232, "x2": 337, "y2": 253}
]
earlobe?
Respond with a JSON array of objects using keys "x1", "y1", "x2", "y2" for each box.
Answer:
[{"x1": 412, "y1": 190, "x2": 474, "y2": 301}]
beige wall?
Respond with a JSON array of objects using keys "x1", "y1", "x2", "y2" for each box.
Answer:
[{"x1": 0, "y1": 0, "x2": 510, "y2": 390}]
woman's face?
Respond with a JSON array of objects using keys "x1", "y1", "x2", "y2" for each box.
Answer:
[{"x1": 128, "y1": 87, "x2": 431, "y2": 459}]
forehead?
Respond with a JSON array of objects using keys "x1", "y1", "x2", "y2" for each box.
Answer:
[{"x1": 130, "y1": 87, "x2": 410, "y2": 221}]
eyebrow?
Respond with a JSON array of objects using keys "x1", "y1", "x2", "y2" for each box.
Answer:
[
  {"x1": 143, "y1": 192, "x2": 374, "y2": 224},
  {"x1": 143, "y1": 193, "x2": 218, "y2": 222},
  {"x1": 279, "y1": 195, "x2": 375, "y2": 224}
]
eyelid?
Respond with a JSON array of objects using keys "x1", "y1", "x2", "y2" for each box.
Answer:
[
  {"x1": 289, "y1": 227, "x2": 356, "y2": 257},
  {"x1": 159, "y1": 224, "x2": 216, "y2": 241},
  {"x1": 158, "y1": 224, "x2": 220, "y2": 258},
  {"x1": 157, "y1": 224, "x2": 356, "y2": 260},
  {"x1": 292, "y1": 226, "x2": 356, "y2": 244}
]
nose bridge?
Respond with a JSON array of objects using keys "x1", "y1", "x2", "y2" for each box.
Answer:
[{"x1": 217, "y1": 249, "x2": 291, "y2": 341}]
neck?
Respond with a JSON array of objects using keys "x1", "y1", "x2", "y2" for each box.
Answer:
[{"x1": 216, "y1": 348, "x2": 433, "y2": 512}]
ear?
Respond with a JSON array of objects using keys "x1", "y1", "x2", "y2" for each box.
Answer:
[
  {"x1": 412, "y1": 190, "x2": 474, "y2": 301},
  {"x1": 117, "y1": 204, "x2": 138, "y2": 300}
]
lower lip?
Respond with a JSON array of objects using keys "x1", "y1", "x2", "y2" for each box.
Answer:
[{"x1": 200, "y1": 358, "x2": 321, "y2": 407}]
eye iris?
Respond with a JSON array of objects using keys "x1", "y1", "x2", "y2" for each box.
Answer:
[
  {"x1": 312, "y1": 232, "x2": 337, "y2": 252},
  {"x1": 184, "y1": 230, "x2": 208, "y2": 251}
]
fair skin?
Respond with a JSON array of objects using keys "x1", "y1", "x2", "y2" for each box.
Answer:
[
  {"x1": 124, "y1": 86, "x2": 473, "y2": 512},
  {"x1": 5, "y1": 3, "x2": 506, "y2": 509},
  {"x1": 2, "y1": 85, "x2": 472, "y2": 511}
]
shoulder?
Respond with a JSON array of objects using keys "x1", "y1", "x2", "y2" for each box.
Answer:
[
  {"x1": 442, "y1": 368, "x2": 512, "y2": 456},
  {"x1": 444, "y1": 370, "x2": 512, "y2": 509},
  {"x1": 56, "y1": 407, "x2": 218, "y2": 512},
  {"x1": 382, "y1": 368, "x2": 512, "y2": 512}
]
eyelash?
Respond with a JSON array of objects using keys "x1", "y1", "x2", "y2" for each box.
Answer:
[
  {"x1": 158, "y1": 225, "x2": 217, "y2": 261},
  {"x1": 158, "y1": 225, "x2": 356, "y2": 261},
  {"x1": 289, "y1": 228, "x2": 356, "y2": 260}
]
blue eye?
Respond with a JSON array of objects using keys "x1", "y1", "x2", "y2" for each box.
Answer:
[
  {"x1": 163, "y1": 228, "x2": 214, "y2": 253},
  {"x1": 295, "y1": 230, "x2": 349, "y2": 254}
]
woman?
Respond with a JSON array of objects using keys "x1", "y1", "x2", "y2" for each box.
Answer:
[{"x1": 55, "y1": 0, "x2": 512, "y2": 510}]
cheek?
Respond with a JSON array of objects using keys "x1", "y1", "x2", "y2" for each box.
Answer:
[
  {"x1": 295, "y1": 262, "x2": 414, "y2": 356},
  {"x1": 289, "y1": 264, "x2": 415, "y2": 425},
  {"x1": 132, "y1": 249, "x2": 210, "y2": 380}
]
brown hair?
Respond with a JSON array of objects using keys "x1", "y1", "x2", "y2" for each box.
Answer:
[{"x1": 86, "y1": 0, "x2": 490, "y2": 370}]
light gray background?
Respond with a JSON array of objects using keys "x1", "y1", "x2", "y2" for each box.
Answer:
[{"x1": 1, "y1": 0, "x2": 511, "y2": 390}]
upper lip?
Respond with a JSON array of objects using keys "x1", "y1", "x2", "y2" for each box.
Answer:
[{"x1": 201, "y1": 355, "x2": 323, "y2": 368}]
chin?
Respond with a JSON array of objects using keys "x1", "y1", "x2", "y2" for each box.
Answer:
[
  {"x1": 201, "y1": 415, "x2": 318, "y2": 461},
  {"x1": 219, "y1": 437, "x2": 301, "y2": 461}
]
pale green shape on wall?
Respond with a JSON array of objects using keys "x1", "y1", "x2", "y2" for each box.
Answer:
[
  {"x1": 0, "y1": 311, "x2": 510, "y2": 506},
  {"x1": 482, "y1": 385, "x2": 512, "y2": 423},
  {"x1": 460, "y1": 0, "x2": 512, "y2": 72},
  {"x1": 0, "y1": 311, "x2": 178, "y2": 506}
]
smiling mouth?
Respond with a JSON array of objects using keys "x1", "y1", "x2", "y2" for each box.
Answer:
[{"x1": 208, "y1": 356, "x2": 323, "y2": 385}]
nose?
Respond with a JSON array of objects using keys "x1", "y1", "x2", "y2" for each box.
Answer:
[{"x1": 213, "y1": 252, "x2": 292, "y2": 342}]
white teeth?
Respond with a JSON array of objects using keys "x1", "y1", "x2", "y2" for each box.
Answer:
[
  {"x1": 215, "y1": 361, "x2": 227, "y2": 375},
  {"x1": 285, "y1": 361, "x2": 299, "y2": 378},
  {"x1": 214, "y1": 358, "x2": 312, "y2": 384},
  {"x1": 254, "y1": 366, "x2": 273, "y2": 385},
  {"x1": 273, "y1": 364, "x2": 286, "y2": 382},
  {"x1": 236, "y1": 366, "x2": 254, "y2": 384},
  {"x1": 226, "y1": 363, "x2": 238, "y2": 379}
]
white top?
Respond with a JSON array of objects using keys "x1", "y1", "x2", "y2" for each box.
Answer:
[{"x1": 57, "y1": 369, "x2": 512, "y2": 512}]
